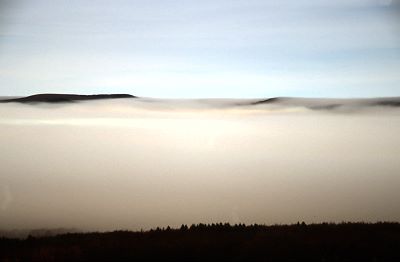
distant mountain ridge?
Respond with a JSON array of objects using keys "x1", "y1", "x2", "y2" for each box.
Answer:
[
  {"x1": 0, "y1": 93, "x2": 136, "y2": 103},
  {"x1": 246, "y1": 96, "x2": 400, "y2": 110},
  {"x1": 0, "y1": 94, "x2": 399, "y2": 111}
]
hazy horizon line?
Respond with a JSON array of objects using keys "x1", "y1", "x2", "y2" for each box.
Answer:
[{"x1": 1, "y1": 93, "x2": 400, "y2": 100}]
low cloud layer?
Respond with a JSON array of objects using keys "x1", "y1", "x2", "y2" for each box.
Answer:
[{"x1": 0, "y1": 98, "x2": 400, "y2": 232}]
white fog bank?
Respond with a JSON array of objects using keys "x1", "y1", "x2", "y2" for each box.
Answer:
[{"x1": 1, "y1": 98, "x2": 400, "y2": 232}]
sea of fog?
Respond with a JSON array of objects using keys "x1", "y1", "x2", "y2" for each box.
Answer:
[{"x1": 1, "y1": 98, "x2": 400, "y2": 232}]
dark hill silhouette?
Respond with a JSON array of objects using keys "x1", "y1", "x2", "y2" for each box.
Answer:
[
  {"x1": 247, "y1": 97, "x2": 400, "y2": 110},
  {"x1": 1, "y1": 222, "x2": 399, "y2": 261},
  {"x1": 1, "y1": 95, "x2": 400, "y2": 111},
  {"x1": 0, "y1": 93, "x2": 136, "y2": 103},
  {"x1": 374, "y1": 100, "x2": 400, "y2": 107},
  {"x1": 250, "y1": 97, "x2": 283, "y2": 105}
]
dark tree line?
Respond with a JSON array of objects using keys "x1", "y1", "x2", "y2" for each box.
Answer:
[{"x1": 1, "y1": 222, "x2": 400, "y2": 261}]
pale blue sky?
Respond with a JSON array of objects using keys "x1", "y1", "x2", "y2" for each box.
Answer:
[{"x1": 0, "y1": 0, "x2": 399, "y2": 98}]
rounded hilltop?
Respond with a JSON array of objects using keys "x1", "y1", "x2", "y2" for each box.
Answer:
[{"x1": 0, "y1": 93, "x2": 136, "y2": 103}]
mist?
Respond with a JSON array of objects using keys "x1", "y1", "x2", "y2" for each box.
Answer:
[{"x1": 1, "y1": 98, "x2": 400, "y2": 232}]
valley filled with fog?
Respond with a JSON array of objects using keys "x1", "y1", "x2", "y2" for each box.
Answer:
[{"x1": 1, "y1": 97, "x2": 400, "y2": 232}]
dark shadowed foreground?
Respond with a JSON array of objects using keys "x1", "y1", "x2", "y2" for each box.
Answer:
[{"x1": 1, "y1": 222, "x2": 399, "y2": 261}]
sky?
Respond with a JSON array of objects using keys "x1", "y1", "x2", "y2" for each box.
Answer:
[{"x1": 0, "y1": 0, "x2": 399, "y2": 98}]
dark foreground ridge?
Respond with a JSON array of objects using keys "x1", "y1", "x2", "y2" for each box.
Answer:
[
  {"x1": 0, "y1": 93, "x2": 136, "y2": 103},
  {"x1": 1, "y1": 222, "x2": 399, "y2": 261}
]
